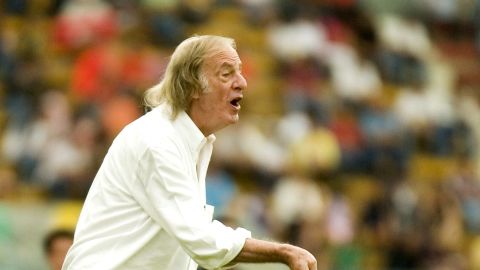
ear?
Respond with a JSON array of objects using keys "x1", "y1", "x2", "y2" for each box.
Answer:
[{"x1": 191, "y1": 91, "x2": 201, "y2": 99}]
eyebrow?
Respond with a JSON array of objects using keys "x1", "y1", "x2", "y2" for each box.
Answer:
[{"x1": 219, "y1": 61, "x2": 242, "y2": 71}]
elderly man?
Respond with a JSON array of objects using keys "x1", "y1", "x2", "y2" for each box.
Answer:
[{"x1": 62, "y1": 35, "x2": 316, "y2": 270}]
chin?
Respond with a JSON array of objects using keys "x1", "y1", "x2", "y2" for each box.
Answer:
[
  {"x1": 218, "y1": 111, "x2": 239, "y2": 127},
  {"x1": 222, "y1": 115, "x2": 239, "y2": 127},
  {"x1": 230, "y1": 114, "x2": 240, "y2": 123}
]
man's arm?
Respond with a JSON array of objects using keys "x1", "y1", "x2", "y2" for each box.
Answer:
[{"x1": 228, "y1": 238, "x2": 317, "y2": 270}]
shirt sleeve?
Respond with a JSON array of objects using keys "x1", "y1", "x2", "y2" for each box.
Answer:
[{"x1": 133, "y1": 141, "x2": 251, "y2": 269}]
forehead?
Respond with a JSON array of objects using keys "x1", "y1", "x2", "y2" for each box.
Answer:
[{"x1": 204, "y1": 45, "x2": 241, "y2": 70}]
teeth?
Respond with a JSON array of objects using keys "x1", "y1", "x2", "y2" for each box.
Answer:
[{"x1": 231, "y1": 98, "x2": 241, "y2": 106}]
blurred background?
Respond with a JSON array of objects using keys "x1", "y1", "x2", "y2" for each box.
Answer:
[{"x1": 1, "y1": 0, "x2": 480, "y2": 269}]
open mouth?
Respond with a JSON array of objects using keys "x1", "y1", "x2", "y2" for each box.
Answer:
[{"x1": 230, "y1": 97, "x2": 242, "y2": 109}]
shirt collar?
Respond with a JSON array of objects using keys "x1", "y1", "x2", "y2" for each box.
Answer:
[{"x1": 155, "y1": 103, "x2": 216, "y2": 154}]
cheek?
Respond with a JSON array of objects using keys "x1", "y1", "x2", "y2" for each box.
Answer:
[
  {"x1": 198, "y1": 91, "x2": 223, "y2": 113},
  {"x1": 205, "y1": 85, "x2": 229, "y2": 108}
]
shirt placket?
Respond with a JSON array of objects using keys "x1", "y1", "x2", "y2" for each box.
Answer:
[{"x1": 195, "y1": 140, "x2": 212, "y2": 206}]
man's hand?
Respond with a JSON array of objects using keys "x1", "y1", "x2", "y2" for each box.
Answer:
[
  {"x1": 281, "y1": 244, "x2": 317, "y2": 270},
  {"x1": 228, "y1": 238, "x2": 317, "y2": 270}
]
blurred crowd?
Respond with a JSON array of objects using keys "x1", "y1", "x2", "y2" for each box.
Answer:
[{"x1": 1, "y1": 0, "x2": 480, "y2": 269}]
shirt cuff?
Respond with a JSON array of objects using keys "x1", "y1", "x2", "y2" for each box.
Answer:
[{"x1": 215, "y1": 223, "x2": 251, "y2": 269}]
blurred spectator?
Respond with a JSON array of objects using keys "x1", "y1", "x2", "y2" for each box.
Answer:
[
  {"x1": 2, "y1": 90, "x2": 71, "y2": 182},
  {"x1": 276, "y1": 111, "x2": 312, "y2": 148},
  {"x1": 376, "y1": 14, "x2": 432, "y2": 59},
  {"x1": 270, "y1": 173, "x2": 327, "y2": 243},
  {"x1": 0, "y1": 163, "x2": 19, "y2": 200},
  {"x1": 227, "y1": 190, "x2": 271, "y2": 239},
  {"x1": 2, "y1": 0, "x2": 28, "y2": 15},
  {"x1": 47, "y1": 0, "x2": 69, "y2": 16},
  {"x1": 279, "y1": 55, "x2": 330, "y2": 124},
  {"x1": 1, "y1": 90, "x2": 102, "y2": 198},
  {"x1": 1, "y1": 21, "x2": 44, "y2": 129},
  {"x1": 456, "y1": 87, "x2": 480, "y2": 176},
  {"x1": 393, "y1": 82, "x2": 432, "y2": 153},
  {"x1": 326, "y1": 193, "x2": 361, "y2": 270},
  {"x1": 70, "y1": 38, "x2": 165, "y2": 106},
  {"x1": 375, "y1": 14, "x2": 430, "y2": 85},
  {"x1": 178, "y1": 0, "x2": 214, "y2": 24},
  {"x1": 327, "y1": 42, "x2": 382, "y2": 105},
  {"x1": 360, "y1": 190, "x2": 392, "y2": 251},
  {"x1": 205, "y1": 157, "x2": 237, "y2": 218},
  {"x1": 52, "y1": 0, "x2": 117, "y2": 51},
  {"x1": 267, "y1": 8, "x2": 328, "y2": 62},
  {"x1": 47, "y1": 113, "x2": 104, "y2": 198},
  {"x1": 214, "y1": 119, "x2": 287, "y2": 190},
  {"x1": 287, "y1": 117, "x2": 341, "y2": 176},
  {"x1": 239, "y1": 0, "x2": 275, "y2": 26},
  {"x1": 448, "y1": 158, "x2": 480, "y2": 234},
  {"x1": 325, "y1": 193, "x2": 354, "y2": 246},
  {"x1": 139, "y1": 0, "x2": 191, "y2": 47},
  {"x1": 391, "y1": 179, "x2": 419, "y2": 234},
  {"x1": 43, "y1": 229, "x2": 74, "y2": 270},
  {"x1": 359, "y1": 94, "x2": 406, "y2": 176},
  {"x1": 0, "y1": 1, "x2": 479, "y2": 269},
  {"x1": 100, "y1": 93, "x2": 142, "y2": 141},
  {"x1": 329, "y1": 103, "x2": 366, "y2": 173},
  {"x1": 70, "y1": 41, "x2": 125, "y2": 105},
  {"x1": 120, "y1": 40, "x2": 167, "y2": 94}
]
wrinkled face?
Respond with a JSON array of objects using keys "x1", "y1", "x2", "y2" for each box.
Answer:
[{"x1": 189, "y1": 45, "x2": 247, "y2": 135}]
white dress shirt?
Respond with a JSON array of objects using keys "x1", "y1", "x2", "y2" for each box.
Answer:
[{"x1": 62, "y1": 104, "x2": 251, "y2": 270}]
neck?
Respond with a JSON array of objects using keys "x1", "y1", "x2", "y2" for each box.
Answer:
[{"x1": 186, "y1": 109, "x2": 214, "y2": 137}]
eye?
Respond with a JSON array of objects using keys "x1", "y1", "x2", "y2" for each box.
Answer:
[{"x1": 222, "y1": 71, "x2": 232, "y2": 77}]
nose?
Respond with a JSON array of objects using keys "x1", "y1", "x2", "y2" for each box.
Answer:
[{"x1": 234, "y1": 73, "x2": 247, "y2": 91}]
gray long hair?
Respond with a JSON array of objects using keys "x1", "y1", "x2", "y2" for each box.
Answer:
[{"x1": 144, "y1": 35, "x2": 236, "y2": 118}]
